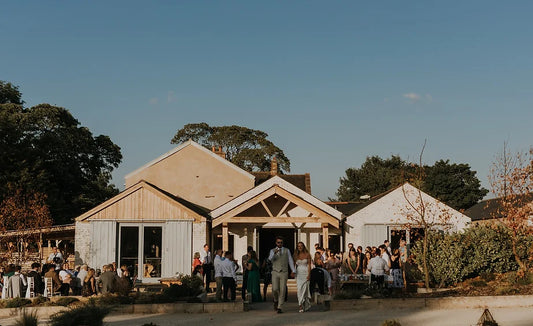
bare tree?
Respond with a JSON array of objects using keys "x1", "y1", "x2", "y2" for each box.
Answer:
[
  {"x1": 489, "y1": 144, "x2": 533, "y2": 273},
  {"x1": 401, "y1": 140, "x2": 458, "y2": 289}
]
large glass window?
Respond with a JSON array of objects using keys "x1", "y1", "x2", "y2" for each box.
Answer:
[
  {"x1": 143, "y1": 227, "x2": 162, "y2": 278},
  {"x1": 119, "y1": 224, "x2": 163, "y2": 281},
  {"x1": 119, "y1": 226, "x2": 139, "y2": 279}
]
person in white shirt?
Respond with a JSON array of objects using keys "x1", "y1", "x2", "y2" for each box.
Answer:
[
  {"x1": 220, "y1": 251, "x2": 238, "y2": 301},
  {"x1": 200, "y1": 244, "x2": 213, "y2": 293},
  {"x1": 213, "y1": 249, "x2": 224, "y2": 302},
  {"x1": 380, "y1": 245, "x2": 391, "y2": 268},
  {"x1": 47, "y1": 247, "x2": 64, "y2": 270},
  {"x1": 367, "y1": 252, "x2": 390, "y2": 287}
]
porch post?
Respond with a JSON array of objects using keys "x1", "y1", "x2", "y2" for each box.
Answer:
[
  {"x1": 322, "y1": 223, "x2": 329, "y2": 249},
  {"x1": 222, "y1": 223, "x2": 229, "y2": 252}
]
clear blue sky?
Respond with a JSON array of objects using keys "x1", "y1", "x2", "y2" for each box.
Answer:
[{"x1": 2, "y1": 1, "x2": 532, "y2": 201}]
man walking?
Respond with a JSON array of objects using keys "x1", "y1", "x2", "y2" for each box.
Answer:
[{"x1": 268, "y1": 236, "x2": 295, "y2": 313}]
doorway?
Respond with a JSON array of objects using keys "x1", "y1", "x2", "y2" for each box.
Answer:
[{"x1": 259, "y1": 228, "x2": 295, "y2": 264}]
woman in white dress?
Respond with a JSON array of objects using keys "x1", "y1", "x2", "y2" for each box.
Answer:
[{"x1": 293, "y1": 241, "x2": 311, "y2": 313}]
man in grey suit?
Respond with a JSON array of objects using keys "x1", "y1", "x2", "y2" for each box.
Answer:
[
  {"x1": 97, "y1": 264, "x2": 116, "y2": 294},
  {"x1": 268, "y1": 236, "x2": 295, "y2": 313}
]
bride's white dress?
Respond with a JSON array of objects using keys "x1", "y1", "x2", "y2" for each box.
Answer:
[{"x1": 296, "y1": 258, "x2": 311, "y2": 311}]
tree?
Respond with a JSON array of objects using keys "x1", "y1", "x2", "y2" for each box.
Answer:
[
  {"x1": 0, "y1": 187, "x2": 52, "y2": 265},
  {"x1": 488, "y1": 144, "x2": 533, "y2": 273},
  {"x1": 335, "y1": 155, "x2": 409, "y2": 201},
  {"x1": 400, "y1": 140, "x2": 456, "y2": 289},
  {"x1": 335, "y1": 156, "x2": 487, "y2": 210},
  {"x1": 423, "y1": 160, "x2": 488, "y2": 210},
  {"x1": 0, "y1": 80, "x2": 23, "y2": 105},
  {"x1": 171, "y1": 123, "x2": 290, "y2": 173},
  {"x1": 0, "y1": 101, "x2": 122, "y2": 224}
]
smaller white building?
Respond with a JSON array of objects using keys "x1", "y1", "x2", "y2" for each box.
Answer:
[{"x1": 344, "y1": 183, "x2": 471, "y2": 249}]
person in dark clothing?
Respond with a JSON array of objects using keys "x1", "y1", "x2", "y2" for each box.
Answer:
[{"x1": 27, "y1": 263, "x2": 44, "y2": 295}]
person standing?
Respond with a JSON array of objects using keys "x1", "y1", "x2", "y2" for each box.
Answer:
[
  {"x1": 200, "y1": 244, "x2": 213, "y2": 293},
  {"x1": 268, "y1": 236, "x2": 295, "y2": 314},
  {"x1": 246, "y1": 250, "x2": 262, "y2": 302},
  {"x1": 241, "y1": 246, "x2": 253, "y2": 300},
  {"x1": 97, "y1": 264, "x2": 116, "y2": 294},
  {"x1": 294, "y1": 242, "x2": 311, "y2": 313},
  {"x1": 221, "y1": 251, "x2": 237, "y2": 301},
  {"x1": 47, "y1": 246, "x2": 63, "y2": 270},
  {"x1": 367, "y1": 250, "x2": 390, "y2": 287},
  {"x1": 213, "y1": 249, "x2": 224, "y2": 302}
]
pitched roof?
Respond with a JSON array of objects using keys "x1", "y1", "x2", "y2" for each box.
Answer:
[
  {"x1": 211, "y1": 175, "x2": 342, "y2": 220},
  {"x1": 326, "y1": 186, "x2": 402, "y2": 216},
  {"x1": 76, "y1": 180, "x2": 209, "y2": 222},
  {"x1": 125, "y1": 140, "x2": 254, "y2": 181},
  {"x1": 251, "y1": 172, "x2": 311, "y2": 193},
  {"x1": 465, "y1": 193, "x2": 533, "y2": 221}
]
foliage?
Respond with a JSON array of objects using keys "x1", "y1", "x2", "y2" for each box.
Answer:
[
  {"x1": 0, "y1": 80, "x2": 23, "y2": 105},
  {"x1": 334, "y1": 288, "x2": 363, "y2": 300},
  {"x1": 336, "y1": 155, "x2": 409, "y2": 201},
  {"x1": 0, "y1": 99, "x2": 122, "y2": 224},
  {"x1": 88, "y1": 294, "x2": 133, "y2": 305},
  {"x1": 0, "y1": 188, "x2": 52, "y2": 264},
  {"x1": 335, "y1": 156, "x2": 487, "y2": 210},
  {"x1": 49, "y1": 303, "x2": 111, "y2": 326},
  {"x1": 53, "y1": 296, "x2": 79, "y2": 306},
  {"x1": 489, "y1": 144, "x2": 533, "y2": 272},
  {"x1": 2, "y1": 297, "x2": 32, "y2": 308},
  {"x1": 14, "y1": 308, "x2": 38, "y2": 326},
  {"x1": 161, "y1": 274, "x2": 204, "y2": 301},
  {"x1": 171, "y1": 123, "x2": 290, "y2": 173},
  {"x1": 410, "y1": 225, "x2": 532, "y2": 287},
  {"x1": 381, "y1": 320, "x2": 402, "y2": 326},
  {"x1": 423, "y1": 159, "x2": 488, "y2": 210},
  {"x1": 31, "y1": 296, "x2": 49, "y2": 306}
]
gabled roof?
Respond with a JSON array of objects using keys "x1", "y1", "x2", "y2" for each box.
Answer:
[
  {"x1": 211, "y1": 175, "x2": 342, "y2": 220},
  {"x1": 251, "y1": 172, "x2": 311, "y2": 193},
  {"x1": 465, "y1": 193, "x2": 533, "y2": 221},
  {"x1": 76, "y1": 180, "x2": 209, "y2": 222},
  {"x1": 326, "y1": 186, "x2": 400, "y2": 216},
  {"x1": 125, "y1": 140, "x2": 254, "y2": 181}
]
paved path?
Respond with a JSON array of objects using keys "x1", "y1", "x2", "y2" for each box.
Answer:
[{"x1": 102, "y1": 301, "x2": 533, "y2": 326}]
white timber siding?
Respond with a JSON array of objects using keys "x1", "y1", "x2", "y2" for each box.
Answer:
[
  {"x1": 163, "y1": 220, "x2": 193, "y2": 277},
  {"x1": 74, "y1": 221, "x2": 91, "y2": 265},
  {"x1": 192, "y1": 221, "x2": 207, "y2": 258},
  {"x1": 90, "y1": 221, "x2": 117, "y2": 269}
]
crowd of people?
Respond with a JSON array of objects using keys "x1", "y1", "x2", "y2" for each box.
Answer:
[
  {"x1": 195, "y1": 238, "x2": 410, "y2": 313},
  {"x1": 0, "y1": 246, "x2": 133, "y2": 299}
]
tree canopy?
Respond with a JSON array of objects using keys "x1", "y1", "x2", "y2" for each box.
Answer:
[
  {"x1": 0, "y1": 80, "x2": 23, "y2": 105},
  {"x1": 336, "y1": 155, "x2": 488, "y2": 210},
  {"x1": 0, "y1": 83, "x2": 122, "y2": 225},
  {"x1": 171, "y1": 123, "x2": 290, "y2": 173}
]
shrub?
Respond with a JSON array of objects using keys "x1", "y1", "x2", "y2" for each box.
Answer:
[
  {"x1": 4, "y1": 297, "x2": 32, "y2": 308},
  {"x1": 334, "y1": 289, "x2": 363, "y2": 300},
  {"x1": 32, "y1": 296, "x2": 49, "y2": 306},
  {"x1": 53, "y1": 297, "x2": 79, "y2": 306},
  {"x1": 161, "y1": 274, "x2": 203, "y2": 301},
  {"x1": 494, "y1": 286, "x2": 518, "y2": 295},
  {"x1": 470, "y1": 280, "x2": 488, "y2": 287},
  {"x1": 88, "y1": 294, "x2": 133, "y2": 306},
  {"x1": 14, "y1": 308, "x2": 38, "y2": 326},
  {"x1": 411, "y1": 225, "x2": 533, "y2": 287},
  {"x1": 382, "y1": 320, "x2": 402, "y2": 326},
  {"x1": 49, "y1": 303, "x2": 111, "y2": 326}
]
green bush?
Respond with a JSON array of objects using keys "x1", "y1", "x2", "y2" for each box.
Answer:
[
  {"x1": 470, "y1": 280, "x2": 488, "y2": 287},
  {"x1": 88, "y1": 294, "x2": 133, "y2": 306},
  {"x1": 382, "y1": 320, "x2": 402, "y2": 326},
  {"x1": 32, "y1": 296, "x2": 49, "y2": 306},
  {"x1": 4, "y1": 297, "x2": 32, "y2": 308},
  {"x1": 14, "y1": 308, "x2": 38, "y2": 326},
  {"x1": 410, "y1": 225, "x2": 533, "y2": 287},
  {"x1": 49, "y1": 303, "x2": 111, "y2": 326},
  {"x1": 161, "y1": 275, "x2": 203, "y2": 301},
  {"x1": 53, "y1": 296, "x2": 79, "y2": 306},
  {"x1": 494, "y1": 286, "x2": 518, "y2": 295}
]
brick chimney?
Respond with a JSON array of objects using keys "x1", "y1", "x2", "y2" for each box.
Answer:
[
  {"x1": 212, "y1": 146, "x2": 226, "y2": 159},
  {"x1": 270, "y1": 156, "x2": 278, "y2": 176}
]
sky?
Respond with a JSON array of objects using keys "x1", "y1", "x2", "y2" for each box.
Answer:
[{"x1": 2, "y1": 1, "x2": 532, "y2": 201}]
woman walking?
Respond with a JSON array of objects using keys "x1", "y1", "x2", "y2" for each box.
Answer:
[
  {"x1": 294, "y1": 241, "x2": 312, "y2": 312},
  {"x1": 246, "y1": 250, "x2": 262, "y2": 302}
]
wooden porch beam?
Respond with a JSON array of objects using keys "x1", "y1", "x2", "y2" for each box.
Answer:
[
  {"x1": 261, "y1": 200, "x2": 274, "y2": 217},
  {"x1": 276, "y1": 199, "x2": 292, "y2": 217}
]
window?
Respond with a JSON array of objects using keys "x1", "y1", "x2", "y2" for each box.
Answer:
[{"x1": 119, "y1": 224, "x2": 163, "y2": 281}]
